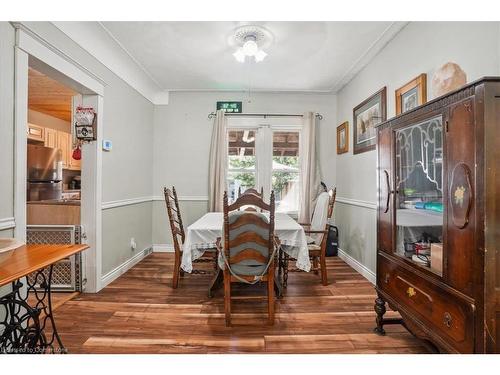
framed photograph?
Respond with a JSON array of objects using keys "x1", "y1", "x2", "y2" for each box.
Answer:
[
  {"x1": 353, "y1": 87, "x2": 387, "y2": 155},
  {"x1": 336, "y1": 121, "x2": 349, "y2": 154},
  {"x1": 395, "y1": 73, "x2": 427, "y2": 115}
]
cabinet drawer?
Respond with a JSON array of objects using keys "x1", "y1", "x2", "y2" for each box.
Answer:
[{"x1": 378, "y1": 256, "x2": 475, "y2": 352}]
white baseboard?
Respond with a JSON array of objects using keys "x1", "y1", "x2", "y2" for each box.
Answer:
[
  {"x1": 337, "y1": 248, "x2": 376, "y2": 285},
  {"x1": 152, "y1": 244, "x2": 174, "y2": 252},
  {"x1": 100, "y1": 246, "x2": 153, "y2": 288}
]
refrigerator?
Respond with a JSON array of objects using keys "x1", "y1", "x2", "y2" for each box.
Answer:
[{"x1": 27, "y1": 144, "x2": 63, "y2": 201}]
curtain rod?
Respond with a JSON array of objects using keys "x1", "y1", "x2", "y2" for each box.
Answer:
[{"x1": 207, "y1": 112, "x2": 323, "y2": 120}]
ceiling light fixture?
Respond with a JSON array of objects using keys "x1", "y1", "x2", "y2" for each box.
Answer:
[{"x1": 230, "y1": 25, "x2": 273, "y2": 64}]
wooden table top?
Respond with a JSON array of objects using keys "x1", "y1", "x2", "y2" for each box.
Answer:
[{"x1": 0, "y1": 244, "x2": 89, "y2": 287}]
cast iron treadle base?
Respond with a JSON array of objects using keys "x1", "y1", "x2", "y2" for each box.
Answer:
[{"x1": 0, "y1": 265, "x2": 66, "y2": 354}]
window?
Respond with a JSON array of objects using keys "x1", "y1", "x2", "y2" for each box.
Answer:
[
  {"x1": 227, "y1": 123, "x2": 301, "y2": 214},
  {"x1": 227, "y1": 130, "x2": 256, "y2": 203}
]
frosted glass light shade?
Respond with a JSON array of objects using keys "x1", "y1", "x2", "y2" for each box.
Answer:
[{"x1": 242, "y1": 40, "x2": 258, "y2": 56}]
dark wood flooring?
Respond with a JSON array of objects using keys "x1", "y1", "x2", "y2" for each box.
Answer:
[{"x1": 53, "y1": 253, "x2": 429, "y2": 353}]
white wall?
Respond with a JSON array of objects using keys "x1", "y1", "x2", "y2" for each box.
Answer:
[
  {"x1": 152, "y1": 91, "x2": 337, "y2": 245},
  {"x1": 334, "y1": 21, "x2": 500, "y2": 274}
]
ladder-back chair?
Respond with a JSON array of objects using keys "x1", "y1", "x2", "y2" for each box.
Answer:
[{"x1": 218, "y1": 190, "x2": 277, "y2": 326}]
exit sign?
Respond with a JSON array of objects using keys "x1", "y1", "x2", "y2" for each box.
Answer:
[{"x1": 217, "y1": 101, "x2": 242, "y2": 113}]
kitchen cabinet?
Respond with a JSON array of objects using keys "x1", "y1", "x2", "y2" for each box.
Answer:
[
  {"x1": 57, "y1": 130, "x2": 71, "y2": 169},
  {"x1": 42, "y1": 128, "x2": 80, "y2": 171},
  {"x1": 27, "y1": 123, "x2": 44, "y2": 142},
  {"x1": 44, "y1": 127, "x2": 58, "y2": 148}
]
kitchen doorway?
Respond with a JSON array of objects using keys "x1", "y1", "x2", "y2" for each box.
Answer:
[
  {"x1": 26, "y1": 67, "x2": 85, "y2": 293},
  {"x1": 14, "y1": 24, "x2": 105, "y2": 293}
]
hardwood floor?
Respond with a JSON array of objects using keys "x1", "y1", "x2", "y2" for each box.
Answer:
[{"x1": 53, "y1": 253, "x2": 429, "y2": 354}]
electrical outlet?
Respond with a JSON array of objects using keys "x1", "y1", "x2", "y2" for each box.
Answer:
[{"x1": 130, "y1": 237, "x2": 137, "y2": 251}]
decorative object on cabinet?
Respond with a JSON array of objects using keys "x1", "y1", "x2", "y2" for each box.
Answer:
[
  {"x1": 336, "y1": 121, "x2": 349, "y2": 154},
  {"x1": 374, "y1": 77, "x2": 500, "y2": 353},
  {"x1": 431, "y1": 62, "x2": 466, "y2": 98},
  {"x1": 395, "y1": 73, "x2": 427, "y2": 115},
  {"x1": 353, "y1": 87, "x2": 386, "y2": 154}
]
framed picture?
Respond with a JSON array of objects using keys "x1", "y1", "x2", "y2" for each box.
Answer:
[
  {"x1": 353, "y1": 87, "x2": 387, "y2": 155},
  {"x1": 336, "y1": 121, "x2": 349, "y2": 154},
  {"x1": 395, "y1": 73, "x2": 427, "y2": 115}
]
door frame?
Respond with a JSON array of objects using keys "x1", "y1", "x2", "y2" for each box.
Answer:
[{"x1": 13, "y1": 23, "x2": 105, "y2": 292}]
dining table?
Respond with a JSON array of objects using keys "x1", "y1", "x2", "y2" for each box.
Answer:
[{"x1": 181, "y1": 212, "x2": 311, "y2": 296}]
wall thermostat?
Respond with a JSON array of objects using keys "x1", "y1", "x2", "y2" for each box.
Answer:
[{"x1": 102, "y1": 140, "x2": 112, "y2": 151}]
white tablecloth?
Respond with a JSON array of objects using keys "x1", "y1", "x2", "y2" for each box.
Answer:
[{"x1": 181, "y1": 212, "x2": 311, "y2": 273}]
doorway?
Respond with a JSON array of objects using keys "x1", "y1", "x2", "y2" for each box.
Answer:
[
  {"x1": 26, "y1": 66, "x2": 85, "y2": 293},
  {"x1": 14, "y1": 25, "x2": 105, "y2": 292}
]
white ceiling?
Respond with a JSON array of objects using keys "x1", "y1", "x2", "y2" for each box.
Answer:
[{"x1": 99, "y1": 21, "x2": 406, "y2": 93}]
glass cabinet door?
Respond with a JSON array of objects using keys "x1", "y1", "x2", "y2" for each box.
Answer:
[{"x1": 394, "y1": 115, "x2": 444, "y2": 276}]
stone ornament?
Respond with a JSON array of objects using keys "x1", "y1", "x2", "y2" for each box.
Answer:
[{"x1": 431, "y1": 62, "x2": 467, "y2": 98}]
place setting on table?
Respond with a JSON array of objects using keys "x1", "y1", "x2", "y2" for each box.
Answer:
[{"x1": 164, "y1": 185, "x2": 336, "y2": 304}]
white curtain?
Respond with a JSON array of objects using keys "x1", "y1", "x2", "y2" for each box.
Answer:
[
  {"x1": 208, "y1": 110, "x2": 227, "y2": 212},
  {"x1": 299, "y1": 112, "x2": 322, "y2": 223}
]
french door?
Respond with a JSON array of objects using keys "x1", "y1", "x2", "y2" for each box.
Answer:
[{"x1": 226, "y1": 118, "x2": 302, "y2": 214}]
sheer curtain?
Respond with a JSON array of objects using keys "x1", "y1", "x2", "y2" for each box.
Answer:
[
  {"x1": 208, "y1": 110, "x2": 227, "y2": 212},
  {"x1": 299, "y1": 112, "x2": 322, "y2": 223}
]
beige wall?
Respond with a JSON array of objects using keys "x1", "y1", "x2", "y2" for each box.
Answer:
[{"x1": 334, "y1": 21, "x2": 500, "y2": 273}]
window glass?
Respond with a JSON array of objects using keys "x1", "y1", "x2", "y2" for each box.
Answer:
[
  {"x1": 272, "y1": 131, "x2": 300, "y2": 213},
  {"x1": 227, "y1": 130, "x2": 256, "y2": 202}
]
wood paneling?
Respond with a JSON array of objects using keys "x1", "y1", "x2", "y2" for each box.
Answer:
[
  {"x1": 51, "y1": 253, "x2": 429, "y2": 354},
  {"x1": 28, "y1": 68, "x2": 76, "y2": 122}
]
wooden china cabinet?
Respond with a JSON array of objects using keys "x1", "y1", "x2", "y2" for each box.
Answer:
[{"x1": 374, "y1": 78, "x2": 500, "y2": 353}]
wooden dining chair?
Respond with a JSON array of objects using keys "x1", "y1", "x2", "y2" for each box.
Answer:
[
  {"x1": 164, "y1": 186, "x2": 216, "y2": 288},
  {"x1": 237, "y1": 186, "x2": 264, "y2": 198},
  {"x1": 237, "y1": 187, "x2": 264, "y2": 212},
  {"x1": 218, "y1": 190, "x2": 277, "y2": 326},
  {"x1": 284, "y1": 187, "x2": 336, "y2": 286}
]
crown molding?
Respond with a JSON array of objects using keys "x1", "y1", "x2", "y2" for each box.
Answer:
[
  {"x1": 330, "y1": 21, "x2": 409, "y2": 93},
  {"x1": 50, "y1": 21, "x2": 407, "y2": 99},
  {"x1": 50, "y1": 21, "x2": 169, "y2": 105}
]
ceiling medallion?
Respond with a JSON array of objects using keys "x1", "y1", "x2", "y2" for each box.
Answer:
[{"x1": 229, "y1": 25, "x2": 273, "y2": 63}]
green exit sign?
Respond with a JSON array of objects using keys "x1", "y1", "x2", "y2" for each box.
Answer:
[{"x1": 217, "y1": 101, "x2": 242, "y2": 113}]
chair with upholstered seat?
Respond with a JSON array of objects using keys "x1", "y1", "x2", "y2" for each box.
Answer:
[
  {"x1": 284, "y1": 187, "x2": 336, "y2": 286},
  {"x1": 164, "y1": 186, "x2": 217, "y2": 288},
  {"x1": 218, "y1": 190, "x2": 277, "y2": 326}
]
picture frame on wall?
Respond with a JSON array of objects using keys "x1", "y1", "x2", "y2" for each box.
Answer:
[
  {"x1": 336, "y1": 121, "x2": 349, "y2": 154},
  {"x1": 353, "y1": 87, "x2": 387, "y2": 155},
  {"x1": 395, "y1": 73, "x2": 427, "y2": 115}
]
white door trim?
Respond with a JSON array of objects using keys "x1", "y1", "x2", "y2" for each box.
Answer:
[{"x1": 13, "y1": 24, "x2": 104, "y2": 293}]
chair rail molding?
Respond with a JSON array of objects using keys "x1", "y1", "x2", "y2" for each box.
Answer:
[
  {"x1": 102, "y1": 195, "x2": 209, "y2": 210},
  {"x1": 335, "y1": 196, "x2": 377, "y2": 210},
  {"x1": 0, "y1": 217, "x2": 16, "y2": 231},
  {"x1": 102, "y1": 196, "x2": 155, "y2": 210},
  {"x1": 152, "y1": 195, "x2": 209, "y2": 202}
]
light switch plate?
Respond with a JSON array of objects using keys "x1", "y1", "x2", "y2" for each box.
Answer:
[{"x1": 102, "y1": 140, "x2": 112, "y2": 151}]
